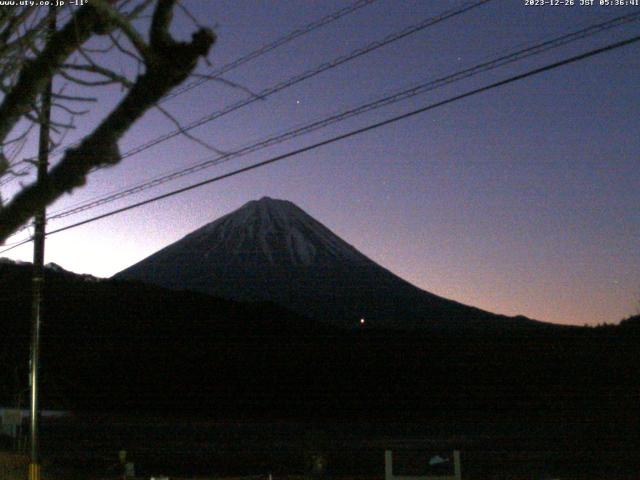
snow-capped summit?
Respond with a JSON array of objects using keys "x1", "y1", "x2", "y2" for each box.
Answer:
[
  {"x1": 115, "y1": 197, "x2": 535, "y2": 329},
  {"x1": 188, "y1": 196, "x2": 365, "y2": 267}
]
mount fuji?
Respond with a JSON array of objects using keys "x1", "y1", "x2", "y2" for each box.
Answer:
[{"x1": 115, "y1": 197, "x2": 538, "y2": 329}]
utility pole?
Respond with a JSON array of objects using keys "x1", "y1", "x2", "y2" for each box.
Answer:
[{"x1": 29, "y1": 5, "x2": 55, "y2": 480}]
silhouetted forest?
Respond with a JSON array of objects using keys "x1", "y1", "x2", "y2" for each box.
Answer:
[{"x1": 1, "y1": 261, "x2": 638, "y2": 455}]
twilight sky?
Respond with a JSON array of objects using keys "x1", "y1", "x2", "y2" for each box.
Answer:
[{"x1": 2, "y1": 0, "x2": 639, "y2": 326}]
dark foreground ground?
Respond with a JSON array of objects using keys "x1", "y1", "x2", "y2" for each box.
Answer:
[
  {"x1": 2, "y1": 264, "x2": 638, "y2": 478},
  {"x1": 3, "y1": 416, "x2": 638, "y2": 480}
]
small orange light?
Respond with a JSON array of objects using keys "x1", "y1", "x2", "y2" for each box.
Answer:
[{"x1": 360, "y1": 318, "x2": 365, "y2": 324}]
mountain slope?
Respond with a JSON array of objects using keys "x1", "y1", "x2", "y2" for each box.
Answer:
[{"x1": 115, "y1": 197, "x2": 539, "y2": 329}]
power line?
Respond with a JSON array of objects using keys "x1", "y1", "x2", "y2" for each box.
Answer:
[
  {"x1": 6, "y1": 0, "x2": 493, "y2": 223},
  {"x1": 33, "y1": 34, "x2": 639, "y2": 241},
  {"x1": 162, "y1": 0, "x2": 379, "y2": 102},
  {"x1": 33, "y1": 0, "x2": 491, "y2": 172},
  {"x1": 3, "y1": 0, "x2": 494, "y2": 242},
  {"x1": 0, "y1": 169, "x2": 29, "y2": 188},
  {"x1": 115, "y1": 0, "x2": 493, "y2": 161},
  {"x1": 44, "y1": 11, "x2": 640, "y2": 222},
  {"x1": 16, "y1": 0, "x2": 494, "y2": 216},
  {"x1": 0, "y1": 237, "x2": 33, "y2": 254},
  {"x1": 4, "y1": 0, "x2": 379, "y2": 180}
]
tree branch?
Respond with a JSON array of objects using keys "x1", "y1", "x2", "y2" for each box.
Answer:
[
  {"x1": 91, "y1": 0, "x2": 152, "y2": 62},
  {"x1": 0, "y1": 4, "x2": 215, "y2": 243},
  {"x1": 0, "y1": 2, "x2": 115, "y2": 144}
]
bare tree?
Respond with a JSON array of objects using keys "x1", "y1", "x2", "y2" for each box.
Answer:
[{"x1": 0, "y1": 0, "x2": 215, "y2": 244}]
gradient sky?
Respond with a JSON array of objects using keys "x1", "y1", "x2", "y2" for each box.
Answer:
[{"x1": 2, "y1": 0, "x2": 639, "y2": 326}]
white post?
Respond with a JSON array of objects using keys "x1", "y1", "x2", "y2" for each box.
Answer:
[
  {"x1": 453, "y1": 450, "x2": 461, "y2": 480},
  {"x1": 385, "y1": 450, "x2": 394, "y2": 480}
]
